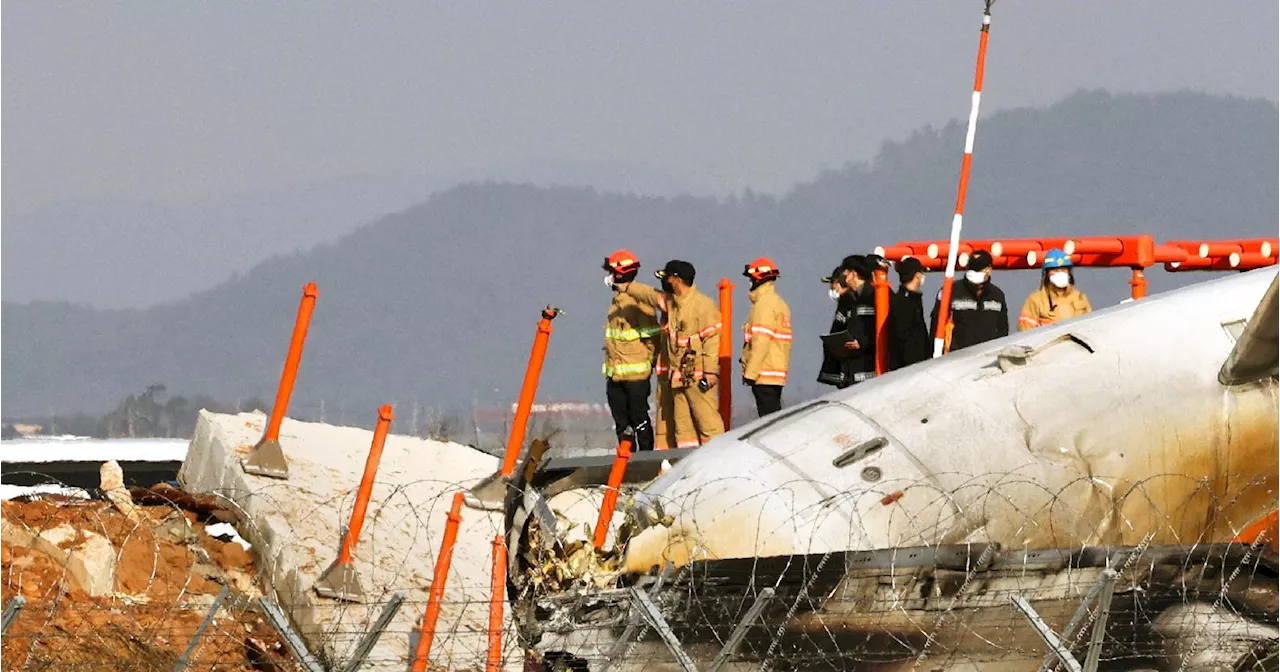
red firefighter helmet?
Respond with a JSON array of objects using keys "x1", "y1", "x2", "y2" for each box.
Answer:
[
  {"x1": 743, "y1": 257, "x2": 780, "y2": 281},
  {"x1": 603, "y1": 249, "x2": 641, "y2": 275}
]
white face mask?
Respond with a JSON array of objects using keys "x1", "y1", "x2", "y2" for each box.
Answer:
[
  {"x1": 828, "y1": 288, "x2": 840, "y2": 301},
  {"x1": 1049, "y1": 271, "x2": 1071, "y2": 289},
  {"x1": 917, "y1": 276, "x2": 926, "y2": 290},
  {"x1": 604, "y1": 273, "x2": 616, "y2": 289},
  {"x1": 965, "y1": 270, "x2": 987, "y2": 285}
]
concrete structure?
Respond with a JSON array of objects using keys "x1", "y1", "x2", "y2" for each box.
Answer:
[{"x1": 179, "y1": 410, "x2": 521, "y2": 671}]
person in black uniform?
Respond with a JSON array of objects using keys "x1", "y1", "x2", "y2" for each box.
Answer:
[
  {"x1": 817, "y1": 255, "x2": 878, "y2": 388},
  {"x1": 930, "y1": 249, "x2": 1009, "y2": 353},
  {"x1": 888, "y1": 256, "x2": 931, "y2": 370}
]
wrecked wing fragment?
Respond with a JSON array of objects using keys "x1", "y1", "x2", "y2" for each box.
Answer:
[{"x1": 1220, "y1": 272, "x2": 1279, "y2": 385}]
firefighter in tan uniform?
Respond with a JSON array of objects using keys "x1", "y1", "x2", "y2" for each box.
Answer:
[
  {"x1": 620, "y1": 260, "x2": 725, "y2": 448},
  {"x1": 1017, "y1": 249, "x2": 1093, "y2": 331},
  {"x1": 739, "y1": 257, "x2": 792, "y2": 417},
  {"x1": 601, "y1": 250, "x2": 661, "y2": 451},
  {"x1": 653, "y1": 309, "x2": 678, "y2": 451}
]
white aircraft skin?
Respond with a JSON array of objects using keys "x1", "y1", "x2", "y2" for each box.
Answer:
[{"x1": 622, "y1": 268, "x2": 1279, "y2": 575}]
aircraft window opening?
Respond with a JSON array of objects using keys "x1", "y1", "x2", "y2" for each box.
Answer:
[{"x1": 834, "y1": 436, "x2": 888, "y2": 468}]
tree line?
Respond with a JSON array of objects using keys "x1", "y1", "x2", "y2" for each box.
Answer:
[{"x1": 2, "y1": 384, "x2": 268, "y2": 440}]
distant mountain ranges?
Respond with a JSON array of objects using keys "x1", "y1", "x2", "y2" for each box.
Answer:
[{"x1": 3, "y1": 89, "x2": 1276, "y2": 419}]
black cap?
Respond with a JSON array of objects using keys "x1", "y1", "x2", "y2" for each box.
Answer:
[
  {"x1": 820, "y1": 266, "x2": 844, "y2": 284},
  {"x1": 896, "y1": 257, "x2": 925, "y2": 281},
  {"x1": 840, "y1": 254, "x2": 874, "y2": 278},
  {"x1": 656, "y1": 259, "x2": 696, "y2": 284},
  {"x1": 968, "y1": 250, "x2": 994, "y2": 272}
]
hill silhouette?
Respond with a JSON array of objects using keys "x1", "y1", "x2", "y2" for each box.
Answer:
[{"x1": 3, "y1": 89, "x2": 1276, "y2": 419}]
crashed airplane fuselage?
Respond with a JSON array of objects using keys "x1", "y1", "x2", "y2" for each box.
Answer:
[{"x1": 621, "y1": 268, "x2": 1280, "y2": 574}]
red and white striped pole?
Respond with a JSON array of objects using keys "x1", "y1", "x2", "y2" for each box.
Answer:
[{"x1": 933, "y1": 4, "x2": 994, "y2": 358}]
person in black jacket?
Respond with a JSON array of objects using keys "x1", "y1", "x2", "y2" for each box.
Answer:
[
  {"x1": 889, "y1": 257, "x2": 931, "y2": 370},
  {"x1": 818, "y1": 255, "x2": 878, "y2": 388},
  {"x1": 930, "y1": 249, "x2": 1009, "y2": 353}
]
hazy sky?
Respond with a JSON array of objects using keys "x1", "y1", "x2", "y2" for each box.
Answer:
[{"x1": 4, "y1": 1, "x2": 1276, "y2": 215}]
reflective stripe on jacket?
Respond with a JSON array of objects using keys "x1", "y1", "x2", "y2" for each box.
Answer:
[
  {"x1": 602, "y1": 290, "x2": 660, "y2": 381},
  {"x1": 1017, "y1": 286, "x2": 1092, "y2": 331},
  {"x1": 930, "y1": 279, "x2": 1009, "y2": 352},
  {"x1": 626, "y1": 282, "x2": 721, "y2": 388},
  {"x1": 741, "y1": 282, "x2": 792, "y2": 386}
]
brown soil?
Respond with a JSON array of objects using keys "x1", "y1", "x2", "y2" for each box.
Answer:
[{"x1": 1, "y1": 496, "x2": 297, "y2": 671}]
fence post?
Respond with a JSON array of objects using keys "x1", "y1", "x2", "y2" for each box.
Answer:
[
  {"x1": 340, "y1": 592, "x2": 405, "y2": 672},
  {"x1": 243, "y1": 282, "x2": 319, "y2": 479},
  {"x1": 410, "y1": 492, "x2": 465, "y2": 671},
  {"x1": 314, "y1": 404, "x2": 394, "y2": 602},
  {"x1": 872, "y1": 263, "x2": 891, "y2": 375},
  {"x1": 486, "y1": 534, "x2": 508, "y2": 672},
  {"x1": 717, "y1": 278, "x2": 734, "y2": 429},
  {"x1": 172, "y1": 585, "x2": 231, "y2": 672},
  {"x1": 2, "y1": 596, "x2": 26, "y2": 635},
  {"x1": 467, "y1": 306, "x2": 562, "y2": 510},
  {"x1": 502, "y1": 307, "x2": 561, "y2": 478},
  {"x1": 593, "y1": 439, "x2": 634, "y2": 550},
  {"x1": 257, "y1": 596, "x2": 327, "y2": 672}
]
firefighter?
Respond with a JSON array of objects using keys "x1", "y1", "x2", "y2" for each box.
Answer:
[
  {"x1": 601, "y1": 250, "x2": 661, "y2": 452},
  {"x1": 740, "y1": 257, "x2": 792, "y2": 417},
  {"x1": 611, "y1": 267, "x2": 678, "y2": 450},
  {"x1": 653, "y1": 300, "x2": 677, "y2": 451},
  {"x1": 930, "y1": 249, "x2": 1009, "y2": 352},
  {"x1": 619, "y1": 260, "x2": 724, "y2": 448},
  {"x1": 1018, "y1": 248, "x2": 1093, "y2": 331},
  {"x1": 888, "y1": 257, "x2": 931, "y2": 370},
  {"x1": 817, "y1": 255, "x2": 877, "y2": 389}
]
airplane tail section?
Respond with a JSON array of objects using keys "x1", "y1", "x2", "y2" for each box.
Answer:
[{"x1": 1219, "y1": 272, "x2": 1279, "y2": 385}]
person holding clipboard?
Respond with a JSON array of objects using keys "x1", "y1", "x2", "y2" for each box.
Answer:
[{"x1": 817, "y1": 255, "x2": 878, "y2": 389}]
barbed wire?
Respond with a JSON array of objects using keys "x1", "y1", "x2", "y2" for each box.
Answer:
[{"x1": 1, "y1": 464, "x2": 1275, "y2": 671}]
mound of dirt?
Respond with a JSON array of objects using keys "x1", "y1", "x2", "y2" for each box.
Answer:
[{"x1": 1, "y1": 495, "x2": 296, "y2": 671}]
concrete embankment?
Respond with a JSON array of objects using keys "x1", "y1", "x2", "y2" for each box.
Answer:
[{"x1": 179, "y1": 410, "x2": 518, "y2": 671}]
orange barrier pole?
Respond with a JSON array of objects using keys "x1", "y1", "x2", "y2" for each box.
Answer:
[
  {"x1": 411, "y1": 492, "x2": 465, "y2": 672},
  {"x1": 873, "y1": 245, "x2": 915, "y2": 260},
  {"x1": 1154, "y1": 244, "x2": 1191, "y2": 264},
  {"x1": 1252, "y1": 238, "x2": 1278, "y2": 258},
  {"x1": 872, "y1": 265, "x2": 891, "y2": 375},
  {"x1": 1233, "y1": 510, "x2": 1280, "y2": 552},
  {"x1": 313, "y1": 403, "x2": 394, "y2": 600},
  {"x1": 265, "y1": 282, "x2": 318, "y2": 443},
  {"x1": 990, "y1": 240, "x2": 1043, "y2": 258},
  {"x1": 242, "y1": 282, "x2": 319, "y2": 479},
  {"x1": 593, "y1": 439, "x2": 634, "y2": 549},
  {"x1": 1231, "y1": 252, "x2": 1277, "y2": 269},
  {"x1": 499, "y1": 307, "x2": 560, "y2": 478},
  {"x1": 934, "y1": 4, "x2": 994, "y2": 359},
  {"x1": 1129, "y1": 269, "x2": 1148, "y2": 300},
  {"x1": 341, "y1": 405, "x2": 393, "y2": 563},
  {"x1": 1165, "y1": 256, "x2": 1240, "y2": 272},
  {"x1": 486, "y1": 534, "x2": 507, "y2": 672},
  {"x1": 926, "y1": 242, "x2": 973, "y2": 260},
  {"x1": 1198, "y1": 242, "x2": 1244, "y2": 259},
  {"x1": 1064, "y1": 238, "x2": 1125, "y2": 256},
  {"x1": 717, "y1": 278, "x2": 734, "y2": 430}
]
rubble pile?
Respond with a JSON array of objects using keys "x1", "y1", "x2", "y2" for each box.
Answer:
[{"x1": 1, "y1": 487, "x2": 295, "y2": 671}]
